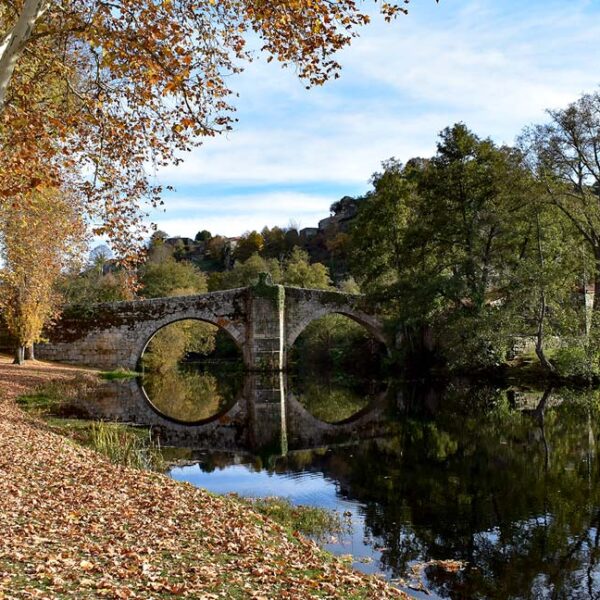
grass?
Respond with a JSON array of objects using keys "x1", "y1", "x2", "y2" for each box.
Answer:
[
  {"x1": 241, "y1": 496, "x2": 350, "y2": 541},
  {"x1": 87, "y1": 421, "x2": 165, "y2": 471},
  {"x1": 16, "y1": 376, "x2": 165, "y2": 472},
  {"x1": 99, "y1": 368, "x2": 141, "y2": 380}
]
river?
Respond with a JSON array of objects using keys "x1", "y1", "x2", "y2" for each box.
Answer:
[{"x1": 82, "y1": 364, "x2": 600, "y2": 599}]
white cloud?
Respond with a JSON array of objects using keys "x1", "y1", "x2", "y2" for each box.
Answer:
[
  {"x1": 151, "y1": 0, "x2": 600, "y2": 237},
  {"x1": 149, "y1": 191, "x2": 337, "y2": 238}
]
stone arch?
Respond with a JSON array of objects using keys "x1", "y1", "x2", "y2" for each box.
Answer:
[
  {"x1": 285, "y1": 306, "x2": 388, "y2": 351},
  {"x1": 135, "y1": 313, "x2": 247, "y2": 371}
]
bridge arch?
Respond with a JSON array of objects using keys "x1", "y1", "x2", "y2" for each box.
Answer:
[
  {"x1": 285, "y1": 307, "x2": 388, "y2": 350},
  {"x1": 135, "y1": 314, "x2": 247, "y2": 371},
  {"x1": 138, "y1": 370, "x2": 246, "y2": 427}
]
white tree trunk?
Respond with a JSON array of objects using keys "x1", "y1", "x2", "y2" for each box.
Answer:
[{"x1": 0, "y1": 0, "x2": 48, "y2": 110}]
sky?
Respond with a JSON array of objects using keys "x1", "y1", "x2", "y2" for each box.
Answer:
[{"x1": 146, "y1": 0, "x2": 600, "y2": 239}]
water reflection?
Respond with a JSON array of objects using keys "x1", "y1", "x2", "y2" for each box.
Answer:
[
  {"x1": 78, "y1": 376, "x2": 600, "y2": 599},
  {"x1": 290, "y1": 376, "x2": 380, "y2": 423},
  {"x1": 140, "y1": 364, "x2": 242, "y2": 424}
]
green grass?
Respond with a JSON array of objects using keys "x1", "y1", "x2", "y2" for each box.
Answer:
[
  {"x1": 15, "y1": 375, "x2": 98, "y2": 417},
  {"x1": 99, "y1": 368, "x2": 141, "y2": 380},
  {"x1": 87, "y1": 421, "x2": 165, "y2": 471},
  {"x1": 16, "y1": 391, "x2": 59, "y2": 412},
  {"x1": 241, "y1": 496, "x2": 349, "y2": 541}
]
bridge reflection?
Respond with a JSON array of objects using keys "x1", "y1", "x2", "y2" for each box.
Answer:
[{"x1": 81, "y1": 373, "x2": 396, "y2": 460}]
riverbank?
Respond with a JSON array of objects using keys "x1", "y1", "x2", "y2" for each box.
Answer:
[{"x1": 0, "y1": 356, "x2": 407, "y2": 599}]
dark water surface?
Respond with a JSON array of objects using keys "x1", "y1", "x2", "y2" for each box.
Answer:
[{"x1": 88, "y1": 366, "x2": 600, "y2": 599}]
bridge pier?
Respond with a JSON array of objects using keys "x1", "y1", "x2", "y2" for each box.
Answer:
[{"x1": 247, "y1": 273, "x2": 285, "y2": 371}]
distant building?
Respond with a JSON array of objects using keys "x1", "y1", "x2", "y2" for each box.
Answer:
[
  {"x1": 299, "y1": 227, "x2": 318, "y2": 240},
  {"x1": 226, "y1": 236, "x2": 241, "y2": 250}
]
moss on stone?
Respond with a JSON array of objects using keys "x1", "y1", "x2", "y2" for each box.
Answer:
[{"x1": 252, "y1": 272, "x2": 285, "y2": 312}]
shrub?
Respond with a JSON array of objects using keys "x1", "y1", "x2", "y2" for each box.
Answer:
[{"x1": 552, "y1": 344, "x2": 599, "y2": 380}]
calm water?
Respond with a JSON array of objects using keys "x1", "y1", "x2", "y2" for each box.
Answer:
[{"x1": 86, "y1": 367, "x2": 600, "y2": 599}]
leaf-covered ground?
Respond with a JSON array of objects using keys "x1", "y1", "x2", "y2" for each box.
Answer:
[{"x1": 0, "y1": 357, "x2": 408, "y2": 599}]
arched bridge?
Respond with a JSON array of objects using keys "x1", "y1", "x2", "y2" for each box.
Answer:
[{"x1": 37, "y1": 274, "x2": 387, "y2": 371}]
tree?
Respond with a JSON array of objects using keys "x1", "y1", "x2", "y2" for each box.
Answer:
[
  {"x1": 522, "y1": 92, "x2": 600, "y2": 327},
  {"x1": 351, "y1": 125, "x2": 540, "y2": 368},
  {"x1": 500, "y1": 188, "x2": 583, "y2": 372},
  {"x1": 59, "y1": 266, "x2": 134, "y2": 306},
  {"x1": 139, "y1": 258, "x2": 207, "y2": 299},
  {"x1": 282, "y1": 247, "x2": 331, "y2": 289},
  {"x1": 261, "y1": 226, "x2": 287, "y2": 260},
  {"x1": 138, "y1": 253, "x2": 214, "y2": 371},
  {"x1": 0, "y1": 0, "x2": 424, "y2": 255},
  {"x1": 195, "y1": 230, "x2": 212, "y2": 243},
  {"x1": 0, "y1": 186, "x2": 85, "y2": 363},
  {"x1": 233, "y1": 231, "x2": 264, "y2": 262},
  {"x1": 350, "y1": 158, "x2": 419, "y2": 313},
  {"x1": 209, "y1": 253, "x2": 282, "y2": 290},
  {"x1": 205, "y1": 235, "x2": 229, "y2": 268}
]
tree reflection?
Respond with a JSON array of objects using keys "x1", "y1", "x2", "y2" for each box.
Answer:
[
  {"x1": 294, "y1": 380, "x2": 372, "y2": 423},
  {"x1": 299, "y1": 385, "x2": 600, "y2": 598},
  {"x1": 142, "y1": 368, "x2": 237, "y2": 423}
]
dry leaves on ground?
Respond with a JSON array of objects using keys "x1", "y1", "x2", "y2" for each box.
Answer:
[{"x1": 0, "y1": 357, "x2": 409, "y2": 599}]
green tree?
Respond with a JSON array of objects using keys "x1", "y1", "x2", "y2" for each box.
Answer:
[
  {"x1": 501, "y1": 191, "x2": 583, "y2": 372},
  {"x1": 282, "y1": 247, "x2": 332, "y2": 289},
  {"x1": 261, "y1": 226, "x2": 287, "y2": 259},
  {"x1": 139, "y1": 258, "x2": 207, "y2": 299},
  {"x1": 351, "y1": 125, "x2": 546, "y2": 368},
  {"x1": 209, "y1": 253, "x2": 282, "y2": 290},
  {"x1": 138, "y1": 256, "x2": 217, "y2": 370},
  {"x1": 521, "y1": 92, "x2": 600, "y2": 327},
  {"x1": 194, "y1": 230, "x2": 212, "y2": 243}
]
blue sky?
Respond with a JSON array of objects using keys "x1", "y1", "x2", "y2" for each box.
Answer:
[{"x1": 148, "y1": 0, "x2": 600, "y2": 239}]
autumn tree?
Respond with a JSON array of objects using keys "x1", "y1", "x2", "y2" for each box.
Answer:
[
  {"x1": 233, "y1": 231, "x2": 265, "y2": 262},
  {"x1": 0, "y1": 0, "x2": 423, "y2": 255},
  {"x1": 0, "y1": 186, "x2": 85, "y2": 363}
]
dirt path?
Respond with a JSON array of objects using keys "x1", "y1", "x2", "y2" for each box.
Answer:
[{"x1": 0, "y1": 357, "x2": 407, "y2": 599}]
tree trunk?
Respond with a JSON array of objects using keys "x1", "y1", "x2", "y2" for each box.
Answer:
[
  {"x1": 592, "y1": 256, "x2": 600, "y2": 333},
  {"x1": 25, "y1": 344, "x2": 35, "y2": 360},
  {"x1": 535, "y1": 290, "x2": 555, "y2": 374},
  {"x1": 534, "y1": 211, "x2": 555, "y2": 373},
  {"x1": 13, "y1": 345, "x2": 24, "y2": 365},
  {"x1": 0, "y1": 0, "x2": 47, "y2": 110}
]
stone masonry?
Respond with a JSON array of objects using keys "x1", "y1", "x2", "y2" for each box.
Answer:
[{"x1": 37, "y1": 274, "x2": 387, "y2": 371}]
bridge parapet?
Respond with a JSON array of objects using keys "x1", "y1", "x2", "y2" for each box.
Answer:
[{"x1": 37, "y1": 276, "x2": 386, "y2": 371}]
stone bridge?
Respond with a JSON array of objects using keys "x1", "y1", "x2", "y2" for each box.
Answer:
[{"x1": 37, "y1": 274, "x2": 387, "y2": 371}]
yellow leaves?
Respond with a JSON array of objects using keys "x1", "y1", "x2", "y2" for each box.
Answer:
[
  {"x1": 79, "y1": 559, "x2": 95, "y2": 571},
  {"x1": 0, "y1": 186, "x2": 86, "y2": 346},
  {"x1": 1, "y1": 0, "x2": 409, "y2": 264}
]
